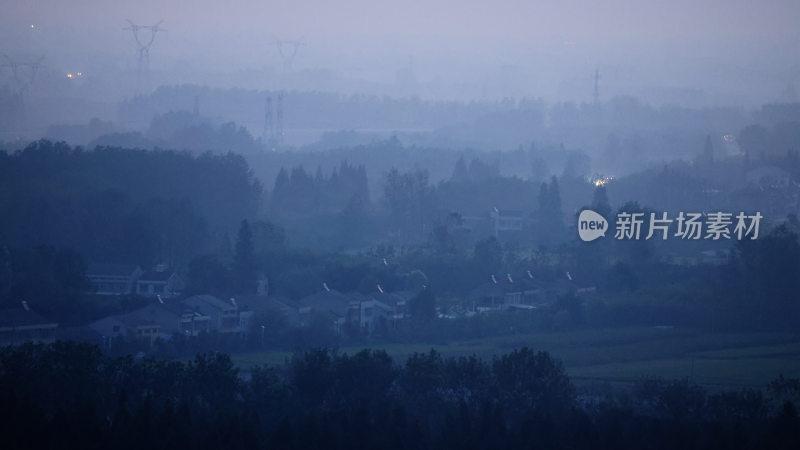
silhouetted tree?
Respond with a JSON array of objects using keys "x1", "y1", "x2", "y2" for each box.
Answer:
[
  {"x1": 187, "y1": 254, "x2": 231, "y2": 295},
  {"x1": 383, "y1": 167, "x2": 435, "y2": 241},
  {"x1": 591, "y1": 184, "x2": 612, "y2": 219},
  {"x1": 233, "y1": 220, "x2": 257, "y2": 294},
  {"x1": 409, "y1": 286, "x2": 436, "y2": 322},
  {"x1": 451, "y1": 156, "x2": 469, "y2": 182}
]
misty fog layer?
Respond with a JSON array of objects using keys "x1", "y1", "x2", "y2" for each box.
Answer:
[
  {"x1": 2, "y1": 0, "x2": 799, "y2": 106},
  {"x1": 3, "y1": 2, "x2": 800, "y2": 449}
]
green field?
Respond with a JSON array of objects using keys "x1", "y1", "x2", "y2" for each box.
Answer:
[{"x1": 230, "y1": 327, "x2": 800, "y2": 389}]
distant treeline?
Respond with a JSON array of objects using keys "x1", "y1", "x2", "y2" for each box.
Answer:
[
  {"x1": 118, "y1": 85, "x2": 524, "y2": 131},
  {"x1": 113, "y1": 85, "x2": 766, "y2": 156},
  {"x1": 3, "y1": 140, "x2": 800, "y2": 335},
  {"x1": 0, "y1": 341, "x2": 798, "y2": 449},
  {"x1": 0, "y1": 140, "x2": 262, "y2": 267}
]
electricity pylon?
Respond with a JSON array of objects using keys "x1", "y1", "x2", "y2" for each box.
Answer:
[
  {"x1": 1, "y1": 55, "x2": 45, "y2": 136},
  {"x1": 1, "y1": 54, "x2": 45, "y2": 93},
  {"x1": 273, "y1": 36, "x2": 305, "y2": 71},
  {"x1": 124, "y1": 19, "x2": 166, "y2": 93}
]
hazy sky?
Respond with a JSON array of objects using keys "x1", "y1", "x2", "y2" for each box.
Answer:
[
  {"x1": 2, "y1": 0, "x2": 799, "y2": 103},
  {"x1": 5, "y1": 0, "x2": 798, "y2": 41}
]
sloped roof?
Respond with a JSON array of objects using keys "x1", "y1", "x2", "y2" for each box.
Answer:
[
  {"x1": 87, "y1": 263, "x2": 140, "y2": 277},
  {"x1": 368, "y1": 291, "x2": 411, "y2": 307},
  {"x1": 236, "y1": 295, "x2": 301, "y2": 313},
  {"x1": 120, "y1": 304, "x2": 181, "y2": 327},
  {"x1": 138, "y1": 270, "x2": 175, "y2": 282},
  {"x1": 89, "y1": 303, "x2": 182, "y2": 334},
  {"x1": 0, "y1": 308, "x2": 56, "y2": 327},
  {"x1": 183, "y1": 295, "x2": 236, "y2": 315},
  {"x1": 299, "y1": 290, "x2": 353, "y2": 317},
  {"x1": 494, "y1": 209, "x2": 524, "y2": 217},
  {"x1": 468, "y1": 282, "x2": 507, "y2": 301}
]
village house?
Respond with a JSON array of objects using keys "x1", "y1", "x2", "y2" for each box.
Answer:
[
  {"x1": 183, "y1": 294, "x2": 246, "y2": 334},
  {"x1": 0, "y1": 307, "x2": 58, "y2": 345},
  {"x1": 490, "y1": 209, "x2": 525, "y2": 238},
  {"x1": 297, "y1": 289, "x2": 352, "y2": 333},
  {"x1": 89, "y1": 303, "x2": 185, "y2": 345},
  {"x1": 136, "y1": 265, "x2": 185, "y2": 298},
  {"x1": 87, "y1": 263, "x2": 142, "y2": 295}
]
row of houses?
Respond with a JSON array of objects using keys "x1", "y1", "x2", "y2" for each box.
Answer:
[
  {"x1": 90, "y1": 294, "x2": 249, "y2": 344},
  {"x1": 87, "y1": 263, "x2": 186, "y2": 297},
  {"x1": 296, "y1": 289, "x2": 412, "y2": 333},
  {"x1": 86, "y1": 274, "x2": 581, "y2": 346},
  {"x1": 86, "y1": 288, "x2": 415, "y2": 346},
  {"x1": 466, "y1": 274, "x2": 586, "y2": 312},
  {"x1": 446, "y1": 209, "x2": 526, "y2": 241},
  {"x1": 0, "y1": 294, "x2": 249, "y2": 348},
  {"x1": 0, "y1": 262, "x2": 582, "y2": 347}
]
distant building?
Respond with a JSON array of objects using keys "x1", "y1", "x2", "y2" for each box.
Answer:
[
  {"x1": 0, "y1": 308, "x2": 58, "y2": 345},
  {"x1": 355, "y1": 298, "x2": 393, "y2": 332},
  {"x1": 297, "y1": 289, "x2": 413, "y2": 333},
  {"x1": 87, "y1": 263, "x2": 142, "y2": 295},
  {"x1": 179, "y1": 311, "x2": 211, "y2": 337},
  {"x1": 366, "y1": 290, "x2": 413, "y2": 329},
  {"x1": 460, "y1": 214, "x2": 492, "y2": 236},
  {"x1": 490, "y1": 209, "x2": 524, "y2": 238},
  {"x1": 183, "y1": 295, "x2": 243, "y2": 333},
  {"x1": 297, "y1": 289, "x2": 352, "y2": 333},
  {"x1": 237, "y1": 295, "x2": 301, "y2": 327},
  {"x1": 136, "y1": 266, "x2": 185, "y2": 298},
  {"x1": 523, "y1": 288, "x2": 549, "y2": 306},
  {"x1": 468, "y1": 282, "x2": 506, "y2": 310},
  {"x1": 745, "y1": 166, "x2": 790, "y2": 189},
  {"x1": 91, "y1": 293, "x2": 266, "y2": 346},
  {"x1": 89, "y1": 303, "x2": 184, "y2": 345},
  {"x1": 467, "y1": 276, "x2": 551, "y2": 312}
]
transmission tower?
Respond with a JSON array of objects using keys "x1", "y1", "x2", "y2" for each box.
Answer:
[
  {"x1": 124, "y1": 19, "x2": 166, "y2": 93},
  {"x1": 273, "y1": 36, "x2": 305, "y2": 71},
  {"x1": 1, "y1": 55, "x2": 45, "y2": 136},
  {"x1": 263, "y1": 96, "x2": 273, "y2": 141},
  {"x1": 276, "y1": 93, "x2": 285, "y2": 144},
  {"x1": 593, "y1": 68, "x2": 600, "y2": 104},
  {"x1": 1, "y1": 54, "x2": 45, "y2": 93}
]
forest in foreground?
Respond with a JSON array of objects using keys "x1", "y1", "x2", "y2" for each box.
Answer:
[{"x1": 1, "y1": 341, "x2": 799, "y2": 450}]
